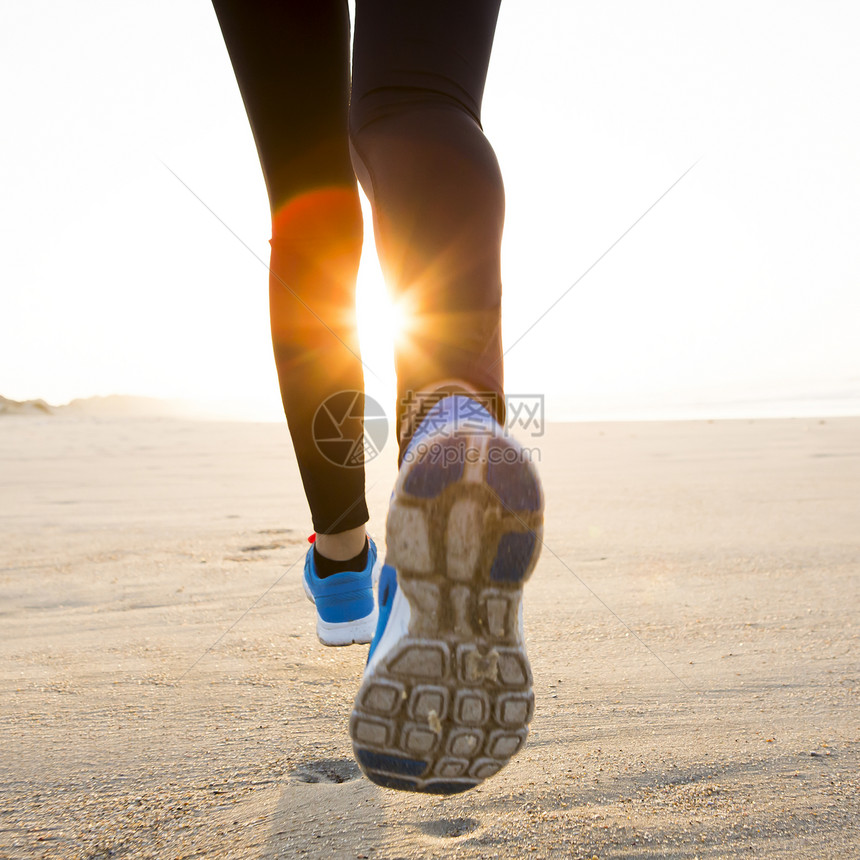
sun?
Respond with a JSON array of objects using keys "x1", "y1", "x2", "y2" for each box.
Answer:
[
  {"x1": 382, "y1": 292, "x2": 411, "y2": 344},
  {"x1": 355, "y1": 248, "x2": 399, "y2": 395}
]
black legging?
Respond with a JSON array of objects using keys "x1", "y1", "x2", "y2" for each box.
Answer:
[{"x1": 211, "y1": 0, "x2": 505, "y2": 534}]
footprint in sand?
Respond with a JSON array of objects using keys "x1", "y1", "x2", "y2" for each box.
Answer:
[
  {"x1": 419, "y1": 817, "x2": 481, "y2": 839},
  {"x1": 290, "y1": 758, "x2": 361, "y2": 784}
]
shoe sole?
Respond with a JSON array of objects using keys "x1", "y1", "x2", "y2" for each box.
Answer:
[{"x1": 350, "y1": 431, "x2": 543, "y2": 794}]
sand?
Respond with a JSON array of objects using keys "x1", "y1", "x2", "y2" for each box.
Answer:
[{"x1": 0, "y1": 414, "x2": 857, "y2": 859}]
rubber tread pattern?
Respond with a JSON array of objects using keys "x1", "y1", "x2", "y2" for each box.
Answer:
[{"x1": 351, "y1": 429, "x2": 543, "y2": 794}]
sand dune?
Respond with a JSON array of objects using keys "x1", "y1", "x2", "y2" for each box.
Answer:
[
  {"x1": 0, "y1": 395, "x2": 54, "y2": 416},
  {"x1": 0, "y1": 394, "x2": 202, "y2": 419},
  {"x1": 0, "y1": 415, "x2": 857, "y2": 858}
]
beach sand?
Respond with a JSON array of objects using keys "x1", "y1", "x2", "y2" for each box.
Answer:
[{"x1": 1, "y1": 415, "x2": 857, "y2": 859}]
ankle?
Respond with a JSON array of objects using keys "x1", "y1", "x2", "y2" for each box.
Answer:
[{"x1": 315, "y1": 526, "x2": 367, "y2": 561}]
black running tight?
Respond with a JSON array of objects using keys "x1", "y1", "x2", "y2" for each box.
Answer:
[{"x1": 211, "y1": 0, "x2": 506, "y2": 533}]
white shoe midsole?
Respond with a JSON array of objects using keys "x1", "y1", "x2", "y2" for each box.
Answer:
[
  {"x1": 364, "y1": 585, "x2": 411, "y2": 676},
  {"x1": 318, "y1": 608, "x2": 378, "y2": 634},
  {"x1": 304, "y1": 555, "x2": 383, "y2": 646}
]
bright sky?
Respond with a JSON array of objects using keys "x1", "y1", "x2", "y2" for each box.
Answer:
[{"x1": 2, "y1": 1, "x2": 858, "y2": 420}]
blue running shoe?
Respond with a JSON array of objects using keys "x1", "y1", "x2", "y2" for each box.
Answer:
[
  {"x1": 350, "y1": 395, "x2": 544, "y2": 793},
  {"x1": 303, "y1": 536, "x2": 382, "y2": 646}
]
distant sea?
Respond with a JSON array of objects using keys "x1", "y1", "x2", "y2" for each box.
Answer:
[
  {"x1": 547, "y1": 387, "x2": 860, "y2": 423},
  {"x1": 4, "y1": 383, "x2": 859, "y2": 424}
]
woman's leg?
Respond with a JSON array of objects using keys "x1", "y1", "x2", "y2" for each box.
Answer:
[
  {"x1": 210, "y1": 0, "x2": 368, "y2": 544},
  {"x1": 349, "y1": 0, "x2": 506, "y2": 457}
]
